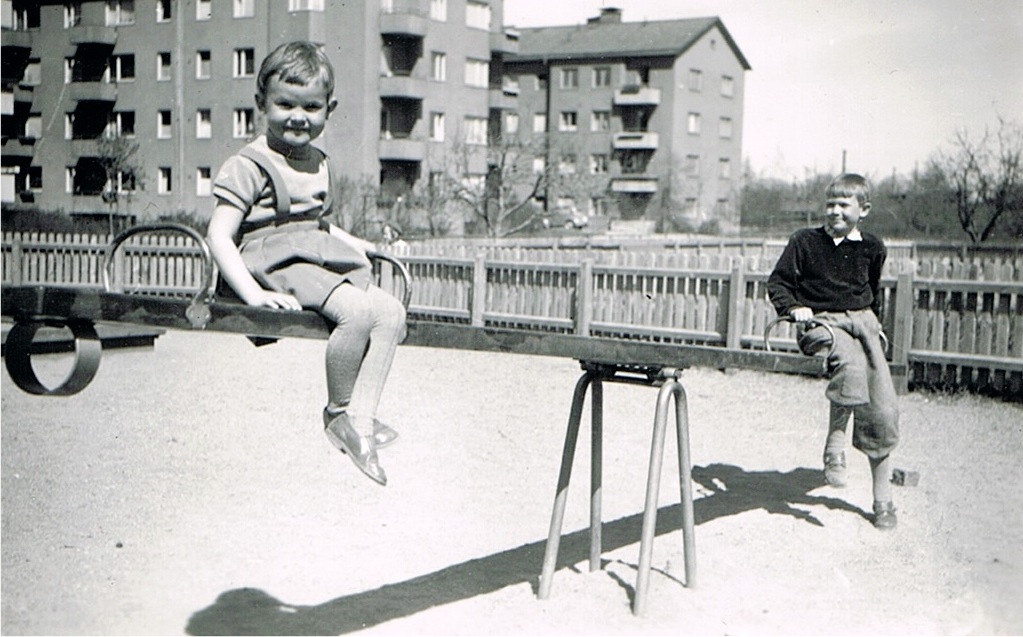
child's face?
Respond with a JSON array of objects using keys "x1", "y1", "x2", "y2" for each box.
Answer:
[
  {"x1": 257, "y1": 75, "x2": 336, "y2": 153},
  {"x1": 824, "y1": 195, "x2": 870, "y2": 238}
]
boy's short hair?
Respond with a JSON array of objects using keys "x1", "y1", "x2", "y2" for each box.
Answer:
[
  {"x1": 256, "y1": 41, "x2": 335, "y2": 99},
  {"x1": 826, "y1": 173, "x2": 871, "y2": 206}
]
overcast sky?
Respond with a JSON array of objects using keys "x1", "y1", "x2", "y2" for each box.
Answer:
[{"x1": 502, "y1": 0, "x2": 1023, "y2": 182}]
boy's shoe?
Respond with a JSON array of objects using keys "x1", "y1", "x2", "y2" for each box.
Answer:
[
  {"x1": 823, "y1": 451, "x2": 847, "y2": 487},
  {"x1": 373, "y1": 419, "x2": 399, "y2": 449},
  {"x1": 323, "y1": 412, "x2": 387, "y2": 486},
  {"x1": 872, "y1": 501, "x2": 897, "y2": 530}
]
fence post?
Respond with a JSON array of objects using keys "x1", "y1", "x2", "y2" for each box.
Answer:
[
  {"x1": 725, "y1": 259, "x2": 745, "y2": 351},
  {"x1": 890, "y1": 271, "x2": 915, "y2": 394},
  {"x1": 576, "y1": 259, "x2": 593, "y2": 337},
  {"x1": 9, "y1": 236, "x2": 24, "y2": 284},
  {"x1": 470, "y1": 253, "x2": 487, "y2": 327}
]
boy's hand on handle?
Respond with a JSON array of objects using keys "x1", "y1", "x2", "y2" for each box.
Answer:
[
  {"x1": 248, "y1": 289, "x2": 302, "y2": 311},
  {"x1": 789, "y1": 306, "x2": 814, "y2": 323}
]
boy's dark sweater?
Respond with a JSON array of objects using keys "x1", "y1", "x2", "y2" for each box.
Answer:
[{"x1": 767, "y1": 226, "x2": 887, "y2": 317}]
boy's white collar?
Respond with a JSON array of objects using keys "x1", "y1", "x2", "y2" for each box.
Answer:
[{"x1": 833, "y1": 228, "x2": 863, "y2": 245}]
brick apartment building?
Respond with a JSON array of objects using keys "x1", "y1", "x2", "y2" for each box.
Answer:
[{"x1": 1, "y1": 1, "x2": 748, "y2": 234}]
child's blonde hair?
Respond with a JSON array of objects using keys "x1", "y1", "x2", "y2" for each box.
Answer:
[
  {"x1": 256, "y1": 41, "x2": 334, "y2": 100},
  {"x1": 825, "y1": 173, "x2": 871, "y2": 207}
]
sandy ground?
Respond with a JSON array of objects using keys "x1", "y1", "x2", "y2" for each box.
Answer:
[{"x1": 2, "y1": 329, "x2": 1022, "y2": 636}]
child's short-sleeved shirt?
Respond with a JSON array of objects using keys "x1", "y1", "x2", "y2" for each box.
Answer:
[{"x1": 213, "y1": 135, "x2": 330, "y2": 233}]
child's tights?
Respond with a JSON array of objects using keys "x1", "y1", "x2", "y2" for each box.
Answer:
[{"x1": 320, "y1": 283, "x2": 407, "y2": 437}]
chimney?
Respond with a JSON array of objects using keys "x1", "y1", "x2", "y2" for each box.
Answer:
[{"x1": 588, "y1": 7, "x2": 622, "y2": 24}]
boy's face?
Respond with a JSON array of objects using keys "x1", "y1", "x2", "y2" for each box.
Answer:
[
  {"x1": 824, "y1": 195, "x2": 870, "y2": 238},
  {"x1": 256, "y1": 75, "x2": 336, "y2": 153}
]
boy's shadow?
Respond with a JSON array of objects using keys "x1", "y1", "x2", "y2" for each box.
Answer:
[{"x1": 185, "y1": 464, "x2": 868, "y2": 635}]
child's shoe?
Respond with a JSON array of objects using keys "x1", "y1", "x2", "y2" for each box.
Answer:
[
  {"x1": 872, "y1": 501, "x2": 897, "y2": 530},
  {"x1": 323, "y1": 411, "x2": 387, "y2": 486},
  {"x1": 823, "y1": 451, "x2": 847, "y2": 487}
]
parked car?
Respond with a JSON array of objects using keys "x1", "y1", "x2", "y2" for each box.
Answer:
[{"x1": 538, "y1": 205, "x2": 590, "y2": 230}]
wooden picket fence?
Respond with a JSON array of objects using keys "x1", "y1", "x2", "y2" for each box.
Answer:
[{"x1": 3, "y1": 231, "x2": 1021, "y2": 398}]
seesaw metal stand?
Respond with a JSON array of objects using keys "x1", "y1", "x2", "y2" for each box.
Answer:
[{"x1": 538, "y1": 361, "x2": 696, "y2": 616}]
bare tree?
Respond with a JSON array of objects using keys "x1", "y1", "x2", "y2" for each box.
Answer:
[
  {"x1": 933, "y1": 118, "x2": 1023, "y2": 243},
  {"x1": 97, "y1": 134, "x2": 145, "y2": 234}
]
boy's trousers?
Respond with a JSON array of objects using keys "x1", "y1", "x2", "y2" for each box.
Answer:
[{"x1": 798, "y1": 309, "x2": 899, "y2": 459}]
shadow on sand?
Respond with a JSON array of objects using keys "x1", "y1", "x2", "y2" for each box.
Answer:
[{"x1": 186, "y1": 463, "x2": 867, "y2": 635}]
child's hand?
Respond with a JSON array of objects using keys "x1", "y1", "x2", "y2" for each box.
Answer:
[
  {"x1": 249, "y1": 290, "x2": 302, "y2": 311},
  {"x1": 789, "y1": 306, "x2": 814, "y2": 323}
]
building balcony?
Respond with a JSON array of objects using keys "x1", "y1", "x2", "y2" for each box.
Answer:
[
  {"x1": 612, "y1": 131, "x2": 658, "y2": 151},
  {"x1": 490, "y1": 28, "x2": 520, "y2": 55},
  {"x1": 380, "y1": 0, "x2": 428, "y2": 36},
  {"x1": 70, "y1": 82, "x2": 117, "y2": 102},
  {"x1": 488, "y1": 86, "x2": 517, "y2": 110},
  {"x1": 1, "y1": 29, "x2": 33, "y2": 51},
  {"x1": 613, "y1": 85, "x2": 661, "y2": 107},
  {"x1": 611, "y1": 175, "x2": 659, "y2": 194},
  {"x1": 379, "y1": 136, "x2": 425, "y2": 161},
  {"x1": 69, "y1": 25, "x2": 118, "y2": 47},
  {"x1": 71, "y1": 138, "x2": 101, "y2": 157},
  {"x1": 379, "y1": 74, "x2": 427, "y2": 100},
  {"x1": 1, "y1": 138, "x2": 35, "y2": 158}
]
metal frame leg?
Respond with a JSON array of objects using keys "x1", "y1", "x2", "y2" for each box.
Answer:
[{"x1": 634, "y1": 371, "x2": 696, "y2": 616}]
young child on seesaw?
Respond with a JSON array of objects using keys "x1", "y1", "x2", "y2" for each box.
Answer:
[
  {"x1": 767, "y1": 173, "x2": 899, "y2": 530},
  {"x1": 206, "y1": 41, "x2": 406, "y2": 486}
]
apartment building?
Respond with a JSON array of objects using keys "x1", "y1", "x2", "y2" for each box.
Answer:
[
  {"x1": 506, "y1": 7, "x2": 750, "y2": 231},
  {"x1": 1, "y1": 2, "x2": 747, "y2": 234},
  {"x1": 1, "y1": 0, "x2": 515, "y2": 231}
]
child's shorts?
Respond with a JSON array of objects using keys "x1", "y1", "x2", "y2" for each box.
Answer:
[{"x1": 239, "y1": 221, "x2": 372, "y2": 309}]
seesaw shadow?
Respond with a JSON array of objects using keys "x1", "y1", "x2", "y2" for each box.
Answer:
[{"x1": 185, "y1": 463, "x2": 867, "y2": 635}]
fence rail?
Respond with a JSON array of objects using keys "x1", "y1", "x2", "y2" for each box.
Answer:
[{"x1": 3, "y1": 231, "x2": 1021, "y2": 398}]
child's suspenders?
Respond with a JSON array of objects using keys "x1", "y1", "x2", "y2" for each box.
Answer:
[{"x1": 237, "y1": 145, "x2": 334, "y2": 228}]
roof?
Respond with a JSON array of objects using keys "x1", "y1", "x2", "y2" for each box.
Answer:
[{"x1": 510, "y1": 16, "x2": 751, "y2": 70}]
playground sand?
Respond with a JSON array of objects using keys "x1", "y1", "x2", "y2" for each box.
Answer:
[{"x1": 2, "y1": 330, "x2": 1021, "y2": 635}]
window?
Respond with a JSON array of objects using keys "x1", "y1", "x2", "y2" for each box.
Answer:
[
  {"x1": 464, "y1": 116, "x2": 487, "y2": 145},
  {"x1": 558, "y1": 111, "x2": 577, "y2": 132},
  {"x1": 718, "y1": 157, "x2": 732, "y2": 179},
  {"x1": 430, "y1": 112, "x2": 445, "y2": 141},
  {"x1": 289, "y1": 0, "x2": 325, "y2": 10},
  {"x1": 196, "y1": 109, "x2": 212, "y2": 138},
  {"x1": 430, "y1": 0, "x2": 446, "y2": 21},
  {"x1": 431, "y1": 52, "x2": 446, "y2": 81},
  {"x1": 64, "y1": 58, "x2": 74, "y2": 83},
  {"x1": 233, "y1": 108, "x2": 254, "y2": 138},
  {"x1": 109, "y1": 170, "x2": 137, "y2": 194},
  {"x1": 110, "y1": 54, "x2": 135, "y2": 82},
  {"x1": 157, "y1": 52, "x2": 171, "y2": 81},
  {"x1": 465, "y1": 1, "x2": 489, "y2": 29},
  {"x1": 64, "y1": 113, "x2": 74, "y2": 140},
  {"x1": 532, "y1": 156, "x2": 546, "y2": 174},
  {"x1": 106, "y1": 0, "x2": 135, "y2": 26},
  {"x1": 64, "y1": 2, "x2": 82, "y2": 28},
  {"x1": 156, "y1": 0, "x2": 172, "y2": 21},
  {"x1": 593, "y1": 67, "x2": 611, "y2": 88},
  {"x1": 720, "y1": 75, "x2": 734, "y2": 98},
  {"x1": 197, "y1": 167, "x2": 213, "y2": 196},
  {"x1": 590, "y1": 111, "x2": 610, "y2": 132},
  {"x1": 505, "y1": 113, "x2": 519, "y2": 135},
  {"x1": 688, "y1": 69, "x2": 702, "y2": 92},
  {"x1": 196, "y1": 51, "x2": 211, "y2": 79},
  {"x1": 590, "y1": 154, "x2": 609, "y2": 174},
  {"x1": 11, "y1": 4, "x2": 40, "y2": 30},
  {"x1": 27, "y1": 166, "x2": 42, "y2": 192},
  {"x1": 158, "y1": 167, "x2": 172, "y2": 194},
  {"x1": 196, "y1": 0, "x2": 211, "y2": 20},
  {"x1": 718, "y1": 116, "x2": 733, "y2": 139},
  {"x1": 535, "y1": 75, "x2": 547, "y2": 90},
  {"x1": 464, "y1": 59, "x2": 488, "y2": 88},
  {"x1": 233, "y1": 0, "x2": 255, "y2": 18},
  {"x1": 687, "y1": 112, "x2": 701, "y2": 135},
  {"x1": 157, "y1": 110, "x2": 172, "y2": 138},
  {"x1": 532, "y1": 112, "x2": 546, "y2": 133},
  {"x1": 685, "y1": 154, "x2": 699, "y2": 177},
  {"x1": 559, "y1": 155, "x2": 577, "y2": 175},
  {"x1": 233, "y1": 49, "x2": 255, "y2": 78},
  {"x1": 25, "y1": 114, "x2": 42, "y2": 139},
  {"x1": 107, "y1": 111, "x2": 135, "y2": 137},
  {"x1": 65, "y1": 167, "x2": 76, "y2": 193},
  {"x1": 560, "y1": 68, "x2": 578, "y2": 89},
  {"x1": 22, "y1": 59, "x2": 42, "y2": 86}
]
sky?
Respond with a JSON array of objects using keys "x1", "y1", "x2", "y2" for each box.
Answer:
[{"x1": 502, "y1": 0, "x2": 1023, "y2": 182}]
